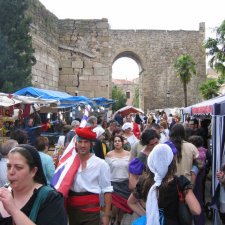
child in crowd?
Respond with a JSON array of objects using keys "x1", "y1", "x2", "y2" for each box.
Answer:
[{"x1": 188, "y1": 135, "x2": 207, "y2": 225}]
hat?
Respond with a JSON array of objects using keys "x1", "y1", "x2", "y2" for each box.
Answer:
[
  {"x1": 122, "y1": 122, "x2": 133, "y2": 131},
  {"x1": 71, "y1": 120, "x2": 80, "y2": 127},
  {"x1": 146, "y1": 144, "x2": 174, "y2": 225},
  {"x1": 93, "y1": 126, "x2": 105, "y2": 139},
  {"x1": 75, "y1": 126, "x2": 97, "y2": 140}
]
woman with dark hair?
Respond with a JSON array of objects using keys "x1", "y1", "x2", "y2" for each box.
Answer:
[
  {"x1": 105, "y1": 135, "x2": 131, "y2": 225},
  {"x1": 128, "y1": 129, "x2": 160, "y2": 191},
  {"x1": 109, "y1": 128, "x2": 131, "y2": 151},
  {"x1": 169, "y1": 123, "x2": 199, "y2": 182},
  {"x1": 0, "y1": 144, "x2": 67, "y2": 225},
  {"x1": 128, "y1": 144, "x2": 201, "y2": 225},
  {"x1": 10, "y1": 129, "x2": 28, "y2": 144}
]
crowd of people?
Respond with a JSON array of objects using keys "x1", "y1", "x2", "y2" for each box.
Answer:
[{"x1": 0, "y1": 109, "x2": 223, "y2": 225}]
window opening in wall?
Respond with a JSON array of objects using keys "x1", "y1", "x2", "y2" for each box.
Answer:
[{"x1": 126, "y1": 91, "x2": 130, "y2": 99}]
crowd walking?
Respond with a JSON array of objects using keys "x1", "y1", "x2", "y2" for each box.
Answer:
[{"x1": 0, "y1": 110, "x2": 220, "y2": 225}]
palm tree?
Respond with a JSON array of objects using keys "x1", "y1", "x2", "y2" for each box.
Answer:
[
  {"x1": 200, "y1": 78, "x2": 220, "y2": 99},
  {"x1": 174, "y1": 54, "x2": 196, "y2": 107}
]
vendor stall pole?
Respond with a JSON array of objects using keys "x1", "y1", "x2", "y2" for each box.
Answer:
[
  {"x1": 212, "y1": 115, "x2": 225, "y2": 225},
  {"x1": 72, "y1": 106, "x2": 76, "y2": 120}
]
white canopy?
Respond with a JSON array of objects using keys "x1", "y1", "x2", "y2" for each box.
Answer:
[{"x1": 0, "y1": 93, "x2": 59, "y2": 107}]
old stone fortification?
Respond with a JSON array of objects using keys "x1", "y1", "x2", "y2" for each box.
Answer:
[{"x1": 28, "y1": 0, "x2": 206, "y2": 111}]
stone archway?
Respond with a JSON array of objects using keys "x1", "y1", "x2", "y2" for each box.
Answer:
[
  {"x1": 29, "y1": 1, "x2": 206, "y2": 112},
  {"x1": 111, "y1": 51, "x2": 144, "y2": 108}
]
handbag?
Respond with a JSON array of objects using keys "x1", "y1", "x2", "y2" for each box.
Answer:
[{"x1": 176, "y1": 180, "x2": 192, "y2": 225}]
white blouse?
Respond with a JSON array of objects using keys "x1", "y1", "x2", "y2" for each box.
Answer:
[
  {"x1": 105, "y1": 155, "x2": 130, "y2": 182},
  {"x1": 70, "y1": 154, "x2": 113, "y2": 194}
]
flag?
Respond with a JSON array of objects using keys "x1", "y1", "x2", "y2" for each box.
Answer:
[
  {"x1": 51, "y1": 104, "x2": 91, "y2": 197},
  {"x1": 51, "y1": 137, "x2": 80, "y2": 197},
  {"x1": 80, "y1": 104, "x2": 91, "y2": 127}
]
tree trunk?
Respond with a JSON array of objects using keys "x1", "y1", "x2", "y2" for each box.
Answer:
[{"x1": 183, "y1": 82, "x2": 187, "y2": 107}]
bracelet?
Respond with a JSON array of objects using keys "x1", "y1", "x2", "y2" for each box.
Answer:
[{"x1": 103, "y1": 213, "x2": 111, "y2": 217}]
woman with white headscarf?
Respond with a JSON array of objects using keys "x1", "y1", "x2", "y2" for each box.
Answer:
[
  {"x1": 128, "y1": 144, "x2": 201, "y2": 225},
  {"x1": 122, "y1": 122, "x2": 138, "y2": 148},
  {"x1": 93, "y1": 126, "x2": 109, "y2": 159}
]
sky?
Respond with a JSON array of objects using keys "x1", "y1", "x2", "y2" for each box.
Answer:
[{"x1": 39, "y1": 0, "x2": 225, "y2": 80}]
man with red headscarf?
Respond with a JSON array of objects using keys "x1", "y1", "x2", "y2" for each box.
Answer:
[{"x1": 66, "y1": 126, "x2": 113, "y2": 225}]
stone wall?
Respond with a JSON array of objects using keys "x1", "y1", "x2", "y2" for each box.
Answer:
[
  {"x1": 57, "y1": 19, "x2": 111, "y2": 97},
  {"x1": 27, "y1": 0, "x2": 59, "y2": 90},
  {"x1": 27, "y1": 0, "x2": 206, "y2": 111},
  {"x1": 109, "y1": 23, "x2": 206, "y2": 110}
]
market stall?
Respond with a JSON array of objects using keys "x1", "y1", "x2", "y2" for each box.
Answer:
[{"x1": 183, "y1": 95, "x2": 225, "y2": 225}]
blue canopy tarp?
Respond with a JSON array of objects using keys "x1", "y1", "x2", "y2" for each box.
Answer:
[
  {"x1": 91, "y1": 97, "x2": 115, "y2": 107},
  {"x1": 60, "y1": 96, "x2": 93, "y2": 106},
  {"x1": 15, "y1": 87, "x2": 115, "y2": 108},
  {"x1": 14, "y1": 87, "x2": 72, "y2": 101}
]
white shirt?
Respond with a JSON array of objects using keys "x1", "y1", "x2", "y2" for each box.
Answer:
[
  {"x1": 127, "y1": 134, "x2": 138, "y2": 148},
  {"x1": 70, "y1": 154, "x2": 113, "y2": 194},
  {"x1": 105, "y1": 155, "x2": 130, "y2": 182}
]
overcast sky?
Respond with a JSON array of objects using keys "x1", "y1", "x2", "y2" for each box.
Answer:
[{"x1": 39, "y1": 0, "x2": 225, "y2": 80}]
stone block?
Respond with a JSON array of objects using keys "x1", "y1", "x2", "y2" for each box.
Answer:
[
  {"x1": 89, "y1": 75, "x2": 108, "y2": 81},
  {"x1": 93, "y1": 62, "x2": 104, "y2": 68},
  {"x1": 72, "y1": 60, "x2": 84, "y2": 69},
  {"x1": 96, "y1": 22, "x2": 109, "y2": 29},
  {"x1": 93, "y1": 68, "x2": 109, "y2": 76},
  {"x1": 59, "y1": 68, "x2": 74, "y2": 75},
  {"x1": 66, "y1": 86, "x2": 76, "y2": 94},
  {"x1": 59, "y1": 60, "x2": 72, "y2": 68},
  {"x1": 83, "y1": 68, "x2": 93, "y2": 76},
  {"x1": 84, "y1": 60, "x2": 93, "y2": 68},
  {"x1": 79, "y1": 76, "x2": 89, "y2": 81}
]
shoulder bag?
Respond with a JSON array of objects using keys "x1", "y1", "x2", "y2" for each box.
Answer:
[
  {"x1": 176, "y1": 180, "x2": 192, "y2": 225},
  {"x1": 29, "y1": 185, "x2": 53, "y2": 222}
]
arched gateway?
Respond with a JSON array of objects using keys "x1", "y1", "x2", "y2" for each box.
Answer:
[{"x1": 29, "y1": 1, "x2": 206, "y2": 111}]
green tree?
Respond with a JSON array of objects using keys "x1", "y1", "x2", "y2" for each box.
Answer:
[
  {"x1": 112, "y1": 85, "x2": 127, "y2": 112},
  {"x1": 200, "y1": 78, "x2": 220, "y2": 100},
  {"x1": 132, "y1": 86, "x2": 139, "y2": 108},
  {"x1": 201, "y1": 20, "x2": 225, "y2": 98},
  {"x1": 0, "y1": 0, "x2": 36, "y2": 92},
  {"x1": 174, "y1": 54, "x2": 196, "y2": 107},
  {"x1": 204, "y1": 20, "x2": 225, "y2": 80}
]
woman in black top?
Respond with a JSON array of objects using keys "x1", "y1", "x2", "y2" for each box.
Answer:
[{"x1": 0, "y1": 144, "x2": 67, "y2": 225}]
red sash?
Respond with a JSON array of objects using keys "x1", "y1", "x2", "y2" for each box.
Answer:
[{"x1": 67, "y1": 193, "x2": 100, "y2": 212}]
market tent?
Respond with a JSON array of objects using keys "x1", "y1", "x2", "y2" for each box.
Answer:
[
  {"x1": 183, "y1": 95, "x2": 225, "y2": 225},
  {"x1": 113, "y1": 106, "x2": 144, "y2": 117},
  {"x1": 183, "y1": 94, "x2": 225, "y2": 116},
  {"x1": 211, "y1": 100, "x2": 225, "y2": 225},
  {"x1": 14, "y1": 86, "x2": 72, "y2": 101},
  {"x1": 60, "y1": 96, "x2": 93, "y2": 106},
  {"x1": 13, "y1": 94, "x2": 59, "y2": 105},
  {"x1": 0, "y1": 93, "x2": 22, "y2": 107},
  {"x1": 91, "y1": 97, "x2": 115, "y2": 107}
]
